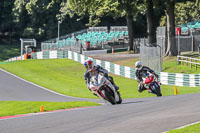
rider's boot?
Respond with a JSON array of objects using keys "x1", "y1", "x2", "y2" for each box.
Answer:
[
  {"x1": 88, "y1": 87, "x2": 92, "y2": 91},
  {"x1": 138, "y1": 85, "x2": 145, "y2": 93},
  {"x1": 93, "y1": 93, "x2": 98, "y2": 97},
  {"x1": 108, "y1": 77, "x2": 119, "y2": 90},
  {"x1": 113, "y1": 84, "x2": 119, "y2": 90},
  {"x1": 147, "y1": 88, "x2": 152, "y2": 93}
]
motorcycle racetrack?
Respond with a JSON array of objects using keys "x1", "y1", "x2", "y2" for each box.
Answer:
[{"x1": 0, "y1": 68, "x2": 200, "y2": 133}]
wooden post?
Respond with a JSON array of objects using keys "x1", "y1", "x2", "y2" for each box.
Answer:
[
  {"x1": 195, "y1": 60, "x2": 197, "y2": 70},
  {"x1": 186, "y1": 58, "x2": 188, "y2": 66},
  {"x1": 177, "y1": 56, "x2": 180, "y2": 65},
  {"x1": 191, "y1": 34, "x2": 194, "y2": 52},
  {"x1": 181, "y1": 57, "x2": 183, "y2": 65},
  {"x1": 182, "y1": 57, "x2": 184, "y2": 65},
  {"x1": 190, "y1": 58, "x2": 192, "y2": 68}
]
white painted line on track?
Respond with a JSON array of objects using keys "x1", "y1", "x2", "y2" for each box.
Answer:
[
  {"x1": 0, "y1": 68, "x2": 83, "y2": 99},
  {"x1": 162, "y1": 121, "x2": 200, "y2": 133},
  {"x1": 175, "y1": 121, "x2": 200, "y2": 129}
]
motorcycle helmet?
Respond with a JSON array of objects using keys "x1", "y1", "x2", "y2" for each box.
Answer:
[
  {"x1": 84, "y1": 58, "x2": 93, "y2": 70},
  {"x1": 135, "y1": 61, "x2": 142, "y2": 69}
]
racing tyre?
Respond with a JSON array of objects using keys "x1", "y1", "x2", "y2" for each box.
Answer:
[
  {"x1": 102, "y1": 90, "x2": 116, "y2": 105},
  {"x1": 153, "y1": 82, "x2": 162, "y2": 97},
  {"x1": 116, "y1": 91, "x2": 122, "y2": 104}
]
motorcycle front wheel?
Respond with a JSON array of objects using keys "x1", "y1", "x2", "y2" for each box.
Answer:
[
  {"x1": 102, "y1": 89, "x2": 116, "y2": 105},
  {"x1": 116, "y1": 91, "x2": 122, "y2": 104},
  {"x1": 152, "y1": 82, "x2": 162, "y2": 97}
]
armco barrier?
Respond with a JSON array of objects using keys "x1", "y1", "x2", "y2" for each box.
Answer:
[
  {"x1": 5, "y1": 55, "x2": 24, "y2": 62},
  {"x1": 5, "y1": 50, "x2": 200, "y2": 87}
]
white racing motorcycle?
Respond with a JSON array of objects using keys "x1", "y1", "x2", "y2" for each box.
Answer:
[{"x1": 89, "y1": 73, "x2": 122, "y2": 105}]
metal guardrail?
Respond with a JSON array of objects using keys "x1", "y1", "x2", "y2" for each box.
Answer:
[{"x1": 177, "y1": 56, "x2": 200, "y2": 70}]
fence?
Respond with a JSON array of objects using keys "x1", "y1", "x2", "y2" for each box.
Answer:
[
  {"x1": 177, "y1": 56, "x2": 200, "y2": 70},
  {"x1": 41, "y1": 26, "x2": 129, "y2": 52},
  {"x1": 157, "y1": 27, "x2": 200, "y2": 55},
  {"x1": 43, "y1": 29, "x2": 88, "y2": 43},
  {"x1": 25, "y1": 50, "x2": 200, "y2": 87},
  {"x1": 138, "y1": 38, "x2": 162, "y2": 72},
  {"x1": 140, "y1": 44, "x2": 162, "y2": 72},
  {"x1": 87, "y1": 27, "x2": 108, "y2": 32},
  {"x1": 41, "y1": 40, "x2": 82, "y2": 53},
  {"x1": 110, "y1": 26, "x2": 128, "y2": 32}
]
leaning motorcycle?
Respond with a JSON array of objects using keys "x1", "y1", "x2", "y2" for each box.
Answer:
[
  {"x1": 89, "y1": 73, "x2": 122, "y2": 105},
  {"x1": 142, "y1": 72, "x2": 162, "y2": 97}
]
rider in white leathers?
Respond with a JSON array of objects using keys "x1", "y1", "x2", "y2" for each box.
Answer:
[{"x1": 83, "y1": 59, "x2": 119, "y2": 91}]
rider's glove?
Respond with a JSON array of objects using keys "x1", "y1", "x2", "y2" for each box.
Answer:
[
  {"x1": 104, "y1": 73, "x2": 108, "y2": 78},
  {"x1": 155, "y1": 74, "x2": 159, "y2": 78},
  {"x1": 152, "y1": 72, "x2": 158, "y2": 78}
]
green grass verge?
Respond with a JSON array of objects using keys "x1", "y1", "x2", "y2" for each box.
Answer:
[
  {"x1": 0, "y1": 101, "x2": 100, "y2": 117},
  {"x1": 0, "y1": 45, "x2": 20, "y2": 61},
  {"x1": 167, "y1": 122, "x2": 200, "y2": 133},
  {"x1": 0, "y1": 59, "x2": 200, "y2": 99}
]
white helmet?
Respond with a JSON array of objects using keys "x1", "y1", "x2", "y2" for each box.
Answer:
[
  {"x1": 84, "y1": 58, "x2": 93, "y2": 70},
  {"x1": 135, "y1": 61, "x2": 142, "y2": 69}
]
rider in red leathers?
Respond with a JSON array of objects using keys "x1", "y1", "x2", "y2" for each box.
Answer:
[{"x1": 135, "y1": 61, "x2": 158, "y2": 93}]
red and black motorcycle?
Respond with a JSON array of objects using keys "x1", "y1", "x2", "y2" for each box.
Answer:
[{"x1": 142, "y1": 72, "x2": 162, "y2": 97}]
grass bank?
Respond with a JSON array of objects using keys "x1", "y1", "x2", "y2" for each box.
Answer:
[
  {"x1": 167, "y1": 122, "x2": 200, "y2": 133},
  {"x1": 0, "y1": 101, "x2": 100, "y2": 117},
  {"x1": 0, "y1": 59, "x2": 199, "y2": 99}
]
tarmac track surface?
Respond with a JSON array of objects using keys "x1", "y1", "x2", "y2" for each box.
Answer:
[
  {"x1": 0, "y1": 68, "x2": 98, "y2": 102},
  {"x1": 0, "y1": 68, "x2": 200, "y2": 133}
]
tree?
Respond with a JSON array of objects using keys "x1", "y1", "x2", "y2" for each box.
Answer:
[
  {"x1": 12, "y1": 0, "x2": 63, "y2": 39},
  {"x1": 60, "y1": 0, "x2": 141, "y2": 51},
  {"x1": 117, "y1": 0, "x2": 140, "y2": 51},
  {"x1": 175, "y1": 1, "x2": 200, "y2": 25},
  {"x1": 161, "y1": 0, "x2": 199, "y2": 56},
  {"x1": 0, "y1": 0, "x2": 15, "y2": 43},
  {"x1": 165, "y1": 0, "x2": 178, "y2": 56},
  {"x1": 196, "y1": 0, "x2": 200, "y2": 6},
  {"x1": 146, "y1": 0, "x2": 156, "y2": 44},
  {"x1": 12, "y1": 0, "x2": 30, "y2": 36}
]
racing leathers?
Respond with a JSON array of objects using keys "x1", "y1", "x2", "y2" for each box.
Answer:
[
  {"x1": 135, "y1": 66, "x2": 158, "y2": 93},
  {"x1": 84, "y1": 65, "x2": 119, "y2": 91}
]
